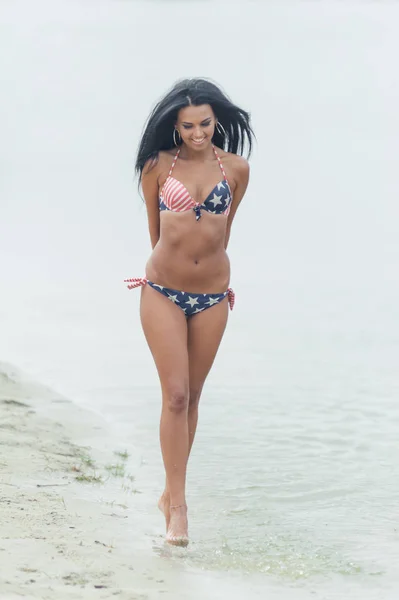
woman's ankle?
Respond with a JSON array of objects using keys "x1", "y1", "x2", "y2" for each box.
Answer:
[
  {"x1": 169, "y1": 494, "x2": 186, "y2": 509},
  {"x1": 170, "y1": 503, "x2": 187, "y2": 510}
]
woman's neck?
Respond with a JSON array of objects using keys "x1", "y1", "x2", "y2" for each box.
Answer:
[{"x1": 178, "y1": 143, "x2": 215, "y2": 162}]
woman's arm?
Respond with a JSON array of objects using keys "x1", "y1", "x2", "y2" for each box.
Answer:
[
  {"x1": 141, "y1": 159, "x2": 161, "y2": 249},
  {"x1": 225, "y1": 156, "x2": 250, "y2": 249}
]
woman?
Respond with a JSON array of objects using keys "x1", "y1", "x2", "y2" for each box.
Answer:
[{"x1": 125, "y1": 78, "x2": 253, "y2": 546}]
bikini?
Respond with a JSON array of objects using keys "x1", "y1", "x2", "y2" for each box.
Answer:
[
  {"x1": 124, "y1": 145, "x2": 235, "y2": 316},
  {"x1": 159, "y1": 144, "x2": 232, "y2": 221}
]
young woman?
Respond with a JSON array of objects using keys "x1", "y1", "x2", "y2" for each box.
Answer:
[{"x1": 125, "y1": 78, "x2": 253, "y2": 546}]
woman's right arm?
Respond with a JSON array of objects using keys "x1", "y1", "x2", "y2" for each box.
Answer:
[{"x1": 141, "y1": 159, "x2": 161, "y2": 249}]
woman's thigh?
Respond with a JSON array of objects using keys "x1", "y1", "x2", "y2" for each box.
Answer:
[
  {"x1": 140, "y1": 284, "x2": 189, "y2": 394},
  {"x1": 187, "y1": 297, "x2": 229, "y2": 395}
]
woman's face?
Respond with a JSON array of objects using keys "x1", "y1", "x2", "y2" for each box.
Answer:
[{"x1": 175, "y1": 104, "x2": 216, "y2": 151}]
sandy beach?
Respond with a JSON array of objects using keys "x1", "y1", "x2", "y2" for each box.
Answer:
[{"x1": 0, "y1": 363, "x2": 165, "y2": 600}]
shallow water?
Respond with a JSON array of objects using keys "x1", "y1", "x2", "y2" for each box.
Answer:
[{"x1": 1, "y1": 0, "x2": 399, "y2": 598}]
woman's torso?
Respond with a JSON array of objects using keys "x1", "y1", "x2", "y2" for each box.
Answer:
[{"x1": 145, "y1": 146, "x2": 234, "y2": 293}]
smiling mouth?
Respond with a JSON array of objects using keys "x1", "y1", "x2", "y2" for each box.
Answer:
[{"x1": 192, "y1": 138, "x2": 205, "y2": 144}]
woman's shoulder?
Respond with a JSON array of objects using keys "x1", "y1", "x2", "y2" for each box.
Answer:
[
  {"x1": 158, "y1": 149, "x2": 177, "y2": 164},
  {"x1": 143, "y1": 149, "x2": 175, "y2": 179},
  {"x1": 217, "y1": 148, "x2": 250, "y2": 178}
]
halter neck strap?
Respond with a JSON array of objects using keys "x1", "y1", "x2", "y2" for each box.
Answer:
[
  {"x1": 212, "y1": 144, "x2": 229, "y2": 184},
  {"x1": 168, "y1": 147, "x2": 181, "y2": 176},
  {"x1": 163, "y1": 144, "x2": 229, "y2": 189}
]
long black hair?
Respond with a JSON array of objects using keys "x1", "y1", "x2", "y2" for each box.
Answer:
[{"x1": 135, "y1": 78, "x2": 254, "y2": 184}]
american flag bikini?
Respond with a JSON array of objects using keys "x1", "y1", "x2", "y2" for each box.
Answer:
[
  {"x1": 124, "y1": 145, "x2": 235, "y2": 316},
  {"x1": 159, "y1": 144, "x2": 232, "y2": 220},
  {"x1": 124, "y1": 277, "x2": 235, "y2": 316}
]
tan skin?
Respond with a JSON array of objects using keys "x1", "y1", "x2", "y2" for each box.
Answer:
[{"x1": 140, "y1": 103, "x2": 249, "y2": 545}]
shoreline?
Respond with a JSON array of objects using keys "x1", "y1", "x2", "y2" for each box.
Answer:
[
  {"x1": 2, "y1": 363, "x2": 394, "y2": 600},
  {"x1": 0, "y1": 362, "x2": 165, "y2": 599}
]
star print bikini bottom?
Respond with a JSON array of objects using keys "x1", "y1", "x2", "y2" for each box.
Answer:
[{"x1": 124, "y1": 277, "x2": 235, "y2": 317}]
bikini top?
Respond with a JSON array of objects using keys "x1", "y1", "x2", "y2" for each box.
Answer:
[{"x1": 159, "y1": 144, "x2": 232, "y2": 221}]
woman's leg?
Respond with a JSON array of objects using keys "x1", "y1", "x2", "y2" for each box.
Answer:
[
  {"x1": 167, "y1": 294, "x2": 229, "y2": 463},
  {"x1": 187, "y1": 297, "x2": 229, "y2": 455},
  {"x1": 161, "y1": 298, "x2": 229, "y2": 514},
  {"x1": 140, "y1": 284, "x2": 190, "y2": 544}
]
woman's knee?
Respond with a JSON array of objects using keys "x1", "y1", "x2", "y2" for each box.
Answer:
[{"x1": 163, "y1": 385, "x2": 189, "y2": 414}]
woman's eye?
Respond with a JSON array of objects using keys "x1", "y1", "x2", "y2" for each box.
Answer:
[{"x1": 182, "y1": 122, "x2": 211, "y2": 130}]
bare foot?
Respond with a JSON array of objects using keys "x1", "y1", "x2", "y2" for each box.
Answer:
[
  {"x1": 166, "y1": 504, "x2": 189, "y2": 547},
  {"x1": 158, "y1": 490, "x2": 170, "y2": 531}
]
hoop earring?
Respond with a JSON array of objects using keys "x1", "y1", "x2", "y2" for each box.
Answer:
[
  {"x1": 173, "y1": 128, "x2": 181, "y2": 146},
  {"x1": 216, "y1": 121, "x2": 226, "y2": 136}
]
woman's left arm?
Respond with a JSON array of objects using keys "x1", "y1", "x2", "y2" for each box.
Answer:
[{"x1": 225, "y1": 156, "x2": 250, "y2": 249}]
